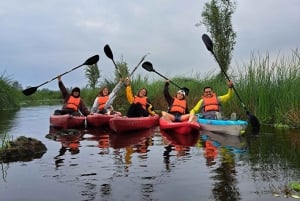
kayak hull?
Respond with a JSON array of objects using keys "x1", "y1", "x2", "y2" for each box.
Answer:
[
  {"x1": 198, "y1": 117, "x2": 248, "y2": 136},
  {"x1": 86, "y1": 114, "x2": 119, "y2": 128},
  {"x1": 50, "y1": 114, "x2": 86, "y2": 129},
  {"x1": 159, "y1": 117, "x2": 200, "y2": 134},
  {"x1": 109, "y1": 115, "x2": 159, "y2": 133}
]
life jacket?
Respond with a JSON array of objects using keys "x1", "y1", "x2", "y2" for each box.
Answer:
[
  {"x1": 169, "y1": 98, "x2": 187, "y2": 114},
  {"x1": 133, "y1": 96, "x2": 147, "y2": 110},
  {"x1": 97, "y1": 96, "x2": 109, "y2": 110},
  {"x1": 201, "y1": 93, "x2": 220, "y2": 112},
  {"x1": 65, "y1": 96, "x2": 81, "y2": 111}
]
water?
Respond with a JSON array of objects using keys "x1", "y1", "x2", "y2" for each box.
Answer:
[{"x1": 0, "y1": 105, "x2": 299, "y2": 201}]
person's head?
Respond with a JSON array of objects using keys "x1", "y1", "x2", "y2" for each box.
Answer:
[
  {"x1": 137, "y1": 88, "x2": 147, "y2": 97},
  {"x1": 71, "y1": 87, "x2": 80, "y2": 97},
  {"x1": 203, "y1": 86, "x2": 213, "y2": 97},
  {"x1": 176, "y1": 90, "x2": 186, "y2": 100},
  {"x1": 99, "y1": 86, "x2": 109, "y2": 96}
]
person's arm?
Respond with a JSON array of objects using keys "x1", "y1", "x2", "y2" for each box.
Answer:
[
  {"x1": 79, "y1": 99, "x2": 91, "y2": 116},
  {"x1": 189, "y1": 98, "x2": 203, "y2": 115},
  {"x1": 91, "y1": 97, "x2": 99, "y2": 113},
  {"x1": 146, "y1": 98, "x2": 155, "y2": 116},
  {"x1": 125, "y1": 78, "x2": 134, "y2": 104},
  {"x1": 218, "y1": 81, "x2": 234, "y2": 103},
  {"x1": 163, "y1": 81, "x2": 173, "y2": 106},
  {"x1": 58, "y1": 76, "x2": 69, "y2": 99}
]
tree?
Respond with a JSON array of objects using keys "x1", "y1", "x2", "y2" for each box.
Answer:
[
  {"x1": 85, "y1": 63, "x2": 100, "y2": 89},
  {"x1": 199, "y1": 0, "x2": 237, "y2": 77}
]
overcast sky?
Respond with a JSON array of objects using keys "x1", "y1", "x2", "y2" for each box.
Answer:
[{"x1": 1, "y1": 0, "x2": 299, "y2": 90}]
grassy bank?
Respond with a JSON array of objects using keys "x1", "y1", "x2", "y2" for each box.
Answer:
[{"x1": 1, "y1": 50, "x2": 299, "y2": 128}]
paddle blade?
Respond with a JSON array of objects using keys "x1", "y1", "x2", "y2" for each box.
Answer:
[
  {"x1": 142, "y1": 61, "x2": 154, "y2": 72},
  {"x1": 104, "y1": 44, "x2": 114, "y2": 60},
  {"x1": 202, "y1": 34, "x2": 214, "y2": 53},
  {"x1": 247, "y1": 112, "x2": 260, "y2": 133},
  {"x1": 83, "y1": 55, "x2": 99, "y2": 66},
  {"x1": 22, "y1": 86, "x2": 38, "y2": 96}
]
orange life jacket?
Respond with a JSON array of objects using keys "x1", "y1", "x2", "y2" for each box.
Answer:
[
  {"x1": 97, "y1": 96, "x2": 109, "y2": 110},
  {"x1": 202, "y1": 93, "x2": 220, "y2": 112},
  {"x1": 65, "y1": 96, "x2": 81, "y2": 111},
  {"x1": 133, "y1": 96, "x2": 147, "y2": 110},
  {"x1": 170, "y1": 98, "x2": 186, "y2": 114}
]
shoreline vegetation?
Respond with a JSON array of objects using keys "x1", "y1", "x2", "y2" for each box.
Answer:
[{"x1": 1, "y1": 50, "x2": 299, "y2": 129}]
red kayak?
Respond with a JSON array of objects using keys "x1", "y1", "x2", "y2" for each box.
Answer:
[
  {"x1": 50, "y1": 114, "x2": 86, "y2": 129},
  {"x1": 159, "y1": 117, "x2": 200, "y2": 134},
  {"x1": 86, "y1": 113, "x2": 120, "y2": 128},
  {"x1": 109, "y1": 115, "x2": 159, "y2": 133},
  {"x1": 161, "y1": 129, "x2": 200, "y2": 146}
]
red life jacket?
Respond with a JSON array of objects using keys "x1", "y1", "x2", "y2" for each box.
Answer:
[
  {"x1": 97, "y1": 96, "x2": 109, "y2": 110},
  {"x1": 65, "y1": 96, "x2": 81, "y2": 111},
  {"x1": 133, "y1": 96, "x2": 147, "y2": 110},
  {"x1": 202, "y1": 93, "x2": 220, "y2": 112},
  {"x1": 170, "y1": 98, "x2": 187, "y2": 114}
]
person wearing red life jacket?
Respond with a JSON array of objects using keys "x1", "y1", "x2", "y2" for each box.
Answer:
[
  {"x1": 189, "y1": 80, "x2": 234, "y2": 120},
  {"x1": 91, "y1": 86, "x2": 121, "y2": 115},
  {"x1": 54, "y1": 76, "x2": 91, "y2": 116},
  {"x1": 161, "y1": 80, "x2": 191, "y2": 122},
  {"x1": 125, "y1": 77, "x2": 155, "y2": 117}
]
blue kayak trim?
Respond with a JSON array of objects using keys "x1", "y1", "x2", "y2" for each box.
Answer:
[{"x1": 198, "y1": 117, "x2": 248, "y2": 126}]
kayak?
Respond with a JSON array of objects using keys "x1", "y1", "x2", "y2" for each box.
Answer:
[
  {"x1": 161, "y1": 129, "x2": 200, "y2": 146},
  {"x1": 109, "y1": 128, "x2": 155, "y2": 149},
  {"x1": 86, "y1": 113, "x2": 120, "y2": 128},
  {"x1": 197, "y1": 116, "x2": 248, "y2": 136},
  {"x1": 50, "y1": 114, "x2": 86, "y2": 129},
  {"x1": 159, "y1": 117, "x2": 200, "y2": 134},
  {"x1": 109, "y1": 115, "x2": 159, "y2": 133}
]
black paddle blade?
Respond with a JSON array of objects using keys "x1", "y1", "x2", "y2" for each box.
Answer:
[
  {"x1": 104, "y1": 44, "x2": 114, "y2": 60},
  {"x1": 22, "y1": 86, "x2": 37, "y2": 96},
  {"x1": 84, "y1": 55, "x2": 99, "y2": 65},
  {"x1": 247, "y1": 112, "x2": 260, "y2": 133},
  {"x1": 142, "y1": 61, "x2": 154, "y2": 72},
  {"x1": 202, "y1": 34, "x2": 214, "y2": 53},
  {"x1": 181, "y1": 87, "x2": 190, "y2": 96}
]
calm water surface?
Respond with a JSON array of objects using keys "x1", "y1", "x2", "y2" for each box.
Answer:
[{"x1": 0, "y1": 105, "x2": 299, "y2": 201}]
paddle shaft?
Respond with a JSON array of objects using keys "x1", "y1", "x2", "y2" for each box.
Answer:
[
  {"x1": 104, "y1": 53, "x2": 150, "y2": 109},
  {"x1": 152, "y1": 70, "x2": 183, "y2": 90}
]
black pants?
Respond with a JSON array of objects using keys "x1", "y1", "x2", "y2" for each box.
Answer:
[
  {"x1": 54, "y1": 109, "x2": 81, "y2": 116},
  {"x1": 127, "y1": 103, "x2": 149, "y2": 117}
]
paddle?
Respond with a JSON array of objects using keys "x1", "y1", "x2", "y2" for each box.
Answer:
[
  {"x1": 22, "y1": 55, "x2": 99, "y2": 96},
  {"x1": 104, "y1": 44, "x2": 122, "y2": 78},
  {"x1": 142, "y1": 61, "x2": 190, "y2": 96},
  {"x1": 104, "y1": 53, "x2": 150, "y2": 110},
  {"x1": 201, "y1": 33, "x2": 260, "y2": 133}
]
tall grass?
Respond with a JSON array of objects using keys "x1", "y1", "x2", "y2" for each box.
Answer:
[{"x1": 0, "y1": 74, "x2": 20, "y2": 110}]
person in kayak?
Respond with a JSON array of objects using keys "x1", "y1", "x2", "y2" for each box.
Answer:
[
  {"x1": 125, "y1": 77, "x2": 155, "y2": 117},
  {"x1": 189, "y1": 80, "x2": 234, "y2": 121},
  {"x1": 54, "y1": 75, "x2": 91, "y2": 116},
  {"x1": 91, "y1": 86, "x2": 121, "y2": 115},
  {"x1": 161, "y1": 80, "x2": 191, "y2": 122}
]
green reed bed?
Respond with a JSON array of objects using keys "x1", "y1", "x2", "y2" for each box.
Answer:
[{"x1": 0, "y1": 75, "x2": 20, "y2": 110}]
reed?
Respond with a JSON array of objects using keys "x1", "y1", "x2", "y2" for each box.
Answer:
[{"x1": 0, "y1": 74, "x2": 20, "y2": 110}]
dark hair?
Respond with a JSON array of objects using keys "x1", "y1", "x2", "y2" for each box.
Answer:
[
  {"x1": 203, "y1": 86, "x2": 212, "y2": 92},
  {"x1": 137, "y1": 88, "x2": 147, "y2": 97},
  {"x1": 99, "y1": 86, "x2": 110, "y2": 96}
]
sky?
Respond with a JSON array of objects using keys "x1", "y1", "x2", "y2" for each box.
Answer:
[{"x1": 1, "y1": 0, "x2": 299, "y2": 91}]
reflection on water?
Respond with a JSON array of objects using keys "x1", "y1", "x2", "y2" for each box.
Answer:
[{"x1": 0, "y1": 105, "x2": 300, "y2": 201}]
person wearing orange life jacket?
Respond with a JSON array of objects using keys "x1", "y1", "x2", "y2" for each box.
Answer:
[
  {"x1": 161, "y1": 80, "x2": 191, "y2": 122},
  {"x1": 125, "y1": 77, "x2": 155, "y2": 117},
  {"x1": 91, "y1": 86, "x2": 121, "y2": 115},
  {"x1": 189, "y1": 80, "x2": 234, "y2": 120},
  {"x1": 54, "y1": 76, "x2": 91, "y2": 116}
]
